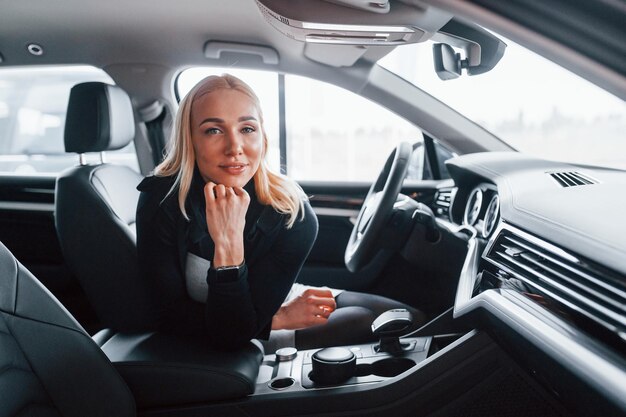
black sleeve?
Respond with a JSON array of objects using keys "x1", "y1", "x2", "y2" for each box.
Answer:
[
  {"x1": 204, "y1": 201, "x2": 318, "y2": 350},
  {"x1": 136, "y1": 186, "x2": 206, "y2": 336}
]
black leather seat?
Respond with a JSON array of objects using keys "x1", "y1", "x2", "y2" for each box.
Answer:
[
  {"x1": 0, "y1": 240, "x2": 136, "y2": 417},
  {"x1": 0, "y1": 240, "x2": 263, "y2": 415},
  {"x1": 55, "y1": 82, "x2": 154, "y2": 331},
  {"x1": 52, "y1": 83, "x2": 263, "y2": 412}
]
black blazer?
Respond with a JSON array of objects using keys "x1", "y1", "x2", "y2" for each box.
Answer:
[{"x1": 136, "y1": 172, "x2": 318, "y2": 349}]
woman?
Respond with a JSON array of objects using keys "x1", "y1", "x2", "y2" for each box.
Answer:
[{"x1": 136, "y1": 74, "x2": 423, "y2": 350}]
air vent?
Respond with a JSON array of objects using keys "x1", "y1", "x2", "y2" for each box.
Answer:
[
  {"x1": 485, "y1": 229, "x2": 626, "y2": 338},
  {"x1": 434, "y1": 188, "x2": 454, "y2": 218},
  {"x1": 549, "y1": 171, "x2": 598, "y2": 187}
]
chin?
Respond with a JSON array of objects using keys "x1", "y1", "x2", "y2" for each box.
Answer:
[{"x1": 217, "y1": 176, "x2": 252, "y2": 189}]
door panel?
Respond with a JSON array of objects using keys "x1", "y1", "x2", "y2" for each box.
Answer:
[
  {"x1": 0, "y1": 175, "x2": 59, "y2": 271},
  {"x1": 0, "y1": 174, "x2": 100, "y2": 331}
]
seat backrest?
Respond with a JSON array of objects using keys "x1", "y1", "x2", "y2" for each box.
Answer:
[
  {"x1": 55, "y1": 82, "x2": 155, "y2": 331},
  {"x1": 0, "y1": 240, "x2": 136, "y2": 417}
]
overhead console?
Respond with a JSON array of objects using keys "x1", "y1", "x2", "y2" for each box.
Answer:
[{"x1": 255, "y1": 0, "x2": 506, "y2": 72}]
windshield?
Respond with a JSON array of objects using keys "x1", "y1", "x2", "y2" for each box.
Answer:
[{"x1": 379, "y1": 36, "x2": 626, "y2": 170}]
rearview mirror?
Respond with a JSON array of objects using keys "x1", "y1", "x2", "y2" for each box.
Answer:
[
  {"x1": 431, "y1": 18, "x2": 506, "y2": 80},
  {"x1": 432, "y1": 43, "x2": 461, "y2": 80}
]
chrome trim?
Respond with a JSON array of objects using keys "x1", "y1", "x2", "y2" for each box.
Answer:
[
  {"x1": 27, "y1": 43, "x2": 44, "y2": 56},
  {"x1": 499, "y1": 235, "x2": 626, "y2": 302},
  {"x1": 313, "y1": 207, "x2": 360, "y2": 218},
  {"x1": 500, "y1": 234, "x2": 626, "y2": 299},
  {"x1": 481, "y1": 194, "x2": 499, "y2": 239},
  {"x1": 23, "y1": 188, "x2": 55, "y2": 195},
  {"x1": 482, "y1": 224, "x2": 626, "y2": 333},
  {"x1": 300, "y1": 22, "x2": 414, "y2": 33},
  {"x1": 0, "y1": 202, "x2": 54, "y2": 212},
  {"x1": 483, "y1": 222, "x2": 579, "y2": 264},
  {"x1": 453, "y1": 227, "x2": 479, "y2": 315},
  {"x1": 463, "y1": 188, "x2": 483, "y2": 226},
  {"x1": 494, "y1": 251, "x2": 625, "y2": 328}
]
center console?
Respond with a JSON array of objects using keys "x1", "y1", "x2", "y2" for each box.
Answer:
[
  {"x1": 257, "y1": 336, "x2": 431, "y2": 393},
  {"x1": 100, "y1": 308, "x2": 508, "y2": 417},
  {"x1": 256, "y1": 309, "x2": 431, "y2": 393}
]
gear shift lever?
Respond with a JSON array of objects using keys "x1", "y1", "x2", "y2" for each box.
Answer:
[{"x1": 371, "y1": 309, "x2": 413, "y2": 355}]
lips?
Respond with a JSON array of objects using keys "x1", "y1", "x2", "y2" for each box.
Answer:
[{"x1": 219, "y1": 163, "x2": 248, "y2": 175}]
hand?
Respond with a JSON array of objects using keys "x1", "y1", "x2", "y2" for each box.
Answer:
[
  {"x1": 204, "y1": 182, "x2": 250, "y2": 267},
  {"x1": 271, "y1": 289, "x2": 337, "y2": 330}
]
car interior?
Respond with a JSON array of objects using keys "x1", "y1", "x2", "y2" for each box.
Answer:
[{"x1": 0, "y1": 1, "x2": 624, "y2": 416}]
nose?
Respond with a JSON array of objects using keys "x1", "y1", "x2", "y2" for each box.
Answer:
[{"x1": 224, "y1": 129, "x2": 244, "y2": 156}]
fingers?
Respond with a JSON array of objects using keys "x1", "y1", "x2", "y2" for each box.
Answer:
[
  {"x1": 308, "y1": 315, "x2": 329, "y2": 326},
  {"x1": 204, "y1": 182, "x2": 247, "y2": 203},
  {"x1": 275, "y1": 292, "x2": 339, "y2": 330},
  {"x1": 305, "y1": 294, "x2": 337, "y2": 311},
  {"x1": 214, "y1": 183, "x2": 227, "y2": 199},
  {"x1": 302, "y1": 288, "x2": 334, "y2": 298},
  {"x1": 232, "y1": 186, "x2": 249, "y2": 199},
  {"x1": 316, "y1": 304, "x2": 333, "y2": 319},
  {"x1": 204, "y1": 182, "x2": 216, "y2": 202},
  {"x1": 302, "y1": 289, "x2": 337, "y2": 312}
]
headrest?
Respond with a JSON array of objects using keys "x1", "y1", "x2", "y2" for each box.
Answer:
[{"x1": 64, "y1": 82, "x2": 135, "y2": 153}]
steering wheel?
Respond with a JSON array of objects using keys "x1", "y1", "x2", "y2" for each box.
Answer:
[{"x1": 344, "y1": 142, "x2": 413, "y2": 273}]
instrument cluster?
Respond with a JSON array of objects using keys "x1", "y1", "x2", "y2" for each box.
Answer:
[{"x1": 462, "y1": 184, "x2": 500, "y2": 239}]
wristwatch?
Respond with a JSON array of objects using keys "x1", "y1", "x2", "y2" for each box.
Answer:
[{"x1": 212, "y1": 261, "x2": 244, "y2": 283}]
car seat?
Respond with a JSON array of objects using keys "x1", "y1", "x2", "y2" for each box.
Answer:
[
  {"x1": 55, "y1": 82, "x2": 154, "y2": 331},
  {"x1": 0, "y1": 240, "x2": 136, "y2": 416},
  {"x1": 0, "y1": 239, "x2": 263, "y2": 415}
]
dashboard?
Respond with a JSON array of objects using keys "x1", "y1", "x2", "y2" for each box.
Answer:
[{"x1": 432, "y1": 151, "x2": 626, "y2": 415}]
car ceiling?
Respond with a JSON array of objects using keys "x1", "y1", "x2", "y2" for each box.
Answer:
[
  {"x1": 2, "y1": 0, "x2": 624, "y2": 96},
  {"x1": 1, "y1": 0, "x2": 623, "y2": 154},
  {"x1": 0, "y1": 0, "x2": 280, "y2": 67}
]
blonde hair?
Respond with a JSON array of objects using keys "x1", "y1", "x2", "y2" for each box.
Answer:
[{"x1": 155, "y1": 74, "x2": 305, "y2": 228}]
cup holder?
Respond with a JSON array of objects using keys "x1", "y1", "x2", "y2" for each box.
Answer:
[
  {"x1": 370, "y1": 358, "x2": 415, "y2": 377},
  {"x1": 268, "y1": 377, "x2": 296, "y2": 390}
]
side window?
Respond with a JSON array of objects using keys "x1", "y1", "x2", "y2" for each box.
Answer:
[
  {"x1": 284, "y1": 75, "x2": 422, "y2": 182},
  {"x1": 176, "y1": 68, "x2": 423, "y2": 182},
  {"x1": 0, "y1": 66, "x2": 139, "y2": 174}
]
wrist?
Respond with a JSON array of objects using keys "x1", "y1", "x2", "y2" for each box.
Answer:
[
  {"x1": 272, "y1": 306, "x2": 286, "y2": 330},
  {"x1": 210, "y1": 261, "x2": 244, "y2": 283},
  {"x1": 213, "y1": 242, "x2": 244, "y2": 268}
]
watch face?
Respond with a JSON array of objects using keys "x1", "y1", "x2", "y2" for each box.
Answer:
[{"x1": 215, "y1": 266, "x2": 240, "y2": 283}]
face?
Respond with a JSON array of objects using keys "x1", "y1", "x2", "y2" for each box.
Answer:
[{"x1": 190, "y1": 88, "x2": 263, "y2": 188}]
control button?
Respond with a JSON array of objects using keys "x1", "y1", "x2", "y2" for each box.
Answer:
[
  {"x1": 314, "y1": 347, "x2": 353, "y2": 362},
  {"x1": 310, "y1": 347, "x2": 356, "y2": 385},
  {"x1": 276, "y1": 347, "x2": 298, "y2": 362}
]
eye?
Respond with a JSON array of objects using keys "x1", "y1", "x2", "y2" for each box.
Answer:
[
  {"x1": 241, "y1": 126, "x2": 256, "y2": 134},
  {"x1": 204, "y1": 127, "x2": 221, "y2": 135}
]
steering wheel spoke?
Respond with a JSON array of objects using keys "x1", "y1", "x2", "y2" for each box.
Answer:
[{"x1": 344, "y1": 142, "x2": 413, "y2": 273}]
